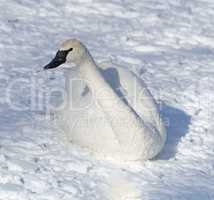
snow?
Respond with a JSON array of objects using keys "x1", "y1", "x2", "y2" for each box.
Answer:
[{"x1": 0, "y1": 0, "x2": 214, "y2": 199}]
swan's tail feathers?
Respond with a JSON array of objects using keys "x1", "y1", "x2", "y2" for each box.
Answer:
[{"x1": 103, "y1": 173, "x2": 141, "y2": 200}]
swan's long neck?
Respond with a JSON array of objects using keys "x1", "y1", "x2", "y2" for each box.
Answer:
[{"x1": 78, "y1": 53, "x2": 162, "y2": 160}]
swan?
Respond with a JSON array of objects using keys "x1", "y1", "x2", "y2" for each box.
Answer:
[{"x1": 44, "y1": 39, "x2": 167, "y2": 164}]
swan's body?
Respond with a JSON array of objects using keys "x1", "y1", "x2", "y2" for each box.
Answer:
[{"x1": 44, "y1": 39, "x2": 166, "y2": 164}]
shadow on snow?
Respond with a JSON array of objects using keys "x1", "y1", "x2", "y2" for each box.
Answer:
[{"x1": 158, "y1": 103, "x2": 191, "y2": 160}]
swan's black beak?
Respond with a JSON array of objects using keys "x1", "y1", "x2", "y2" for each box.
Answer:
[
  {"x1": 43, "y1": 48, "x2": 73, "y2": 70},
  {"x1": 43, "y1": 51, "x2": 67, "y2": 70},
  {"x1": 43, "y1": 58, "x2": 65, "y2": 70}
]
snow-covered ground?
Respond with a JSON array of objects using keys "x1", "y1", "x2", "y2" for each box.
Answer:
[{"x1": 0, "y1": 0, "x2": 214, "y2": 199}]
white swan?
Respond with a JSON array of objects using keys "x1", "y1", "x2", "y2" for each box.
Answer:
[{"x1": 44, "y1": 39, "x2": 166, "y2": 164}]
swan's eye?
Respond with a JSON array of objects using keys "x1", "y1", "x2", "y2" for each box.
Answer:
[
  {"x1": 56, "y1": 48, "x2": 73, "y2": 60},
  {"x1": 67, "y1": 48, "x2": 73, "y2": 52},
  {"x1": 62, "y1": 48, "x2": 73, "y2": 54}
]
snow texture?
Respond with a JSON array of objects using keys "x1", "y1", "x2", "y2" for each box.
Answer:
[{"x1": 0, "y1": 0, "x2": 214, "y2": 200}]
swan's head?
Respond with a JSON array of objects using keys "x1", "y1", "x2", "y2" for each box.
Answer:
[{"x1": 44, "y1": 39, "x2": 88, "y2": 70}]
